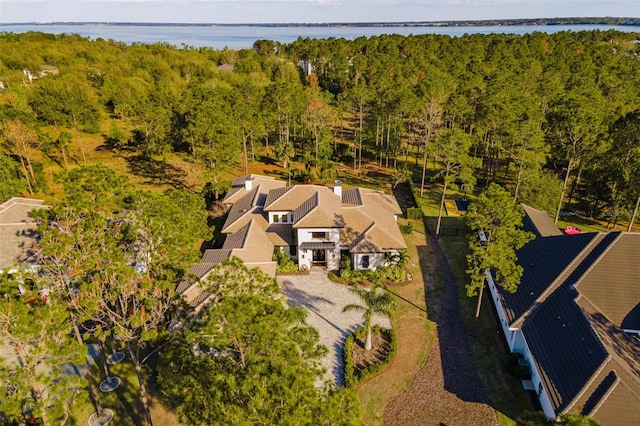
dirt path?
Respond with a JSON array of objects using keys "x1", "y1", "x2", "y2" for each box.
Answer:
[{"x1": 382, "y1": 231, "x2": 498, "y2": 426}]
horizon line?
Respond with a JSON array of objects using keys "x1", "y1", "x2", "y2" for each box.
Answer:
[{"x1": 2, "y1": 17, "x2": 639, "y2": 27}]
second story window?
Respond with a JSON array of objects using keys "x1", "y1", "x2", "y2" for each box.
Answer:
[{"x1": 311, "y1": 231, "x2": 328, "y2": 239}]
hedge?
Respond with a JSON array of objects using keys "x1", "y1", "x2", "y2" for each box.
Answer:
[{"x1": 343, "y1": 325, "x2": 396, "y2": 387}]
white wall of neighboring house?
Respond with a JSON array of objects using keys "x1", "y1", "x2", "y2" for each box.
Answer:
[
  {"x1": 486, "y1": 268, "x2": 556, "y2": 420},
  {"x1": 486, "y1": 270, "x2": 515, "y2": 343}
]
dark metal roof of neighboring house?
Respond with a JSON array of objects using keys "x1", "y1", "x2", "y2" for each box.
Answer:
[
  {"x1": 575, "y1": 233, "x2": 640, "y2": 331},
  {"x1": 522, "y1": 284, "x2": 609, "y2": 414},
  {"x1": 499, "y1": 233, "x2": 597, "y2": 324},
  {"x1": 522, "y1": 204, "x2": 563, "y2": 237}
]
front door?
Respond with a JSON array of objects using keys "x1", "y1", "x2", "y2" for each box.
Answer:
[{"x1": 312, "y1": 248, "x2": 326, "y2": 265}]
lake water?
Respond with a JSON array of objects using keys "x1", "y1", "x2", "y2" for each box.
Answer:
[{"x1": 1, "y1": 23, "x2": 638, "y2": 50}]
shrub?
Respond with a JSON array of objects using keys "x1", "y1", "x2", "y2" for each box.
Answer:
[
  {"x1": 273, "y1": 249, "x2": 298, "y2": 274},
  {"x1": 506, "y1": 352, "x2": 531, "y2": 380},
  {"x1": 343, "y1": 325, "x2": 396, "y2": 387},
  {"x1": 374, "y1": 265, "x2": 405, "y2": 283},
  {"x1": 399, "y1": 222, "x2": 414, "y2": 234},
  {"x1": 406, "y1": 207, "x2": 422, "y2": 220}
]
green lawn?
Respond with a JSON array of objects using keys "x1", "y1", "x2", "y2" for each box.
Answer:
[{"x1": 414, "y1": 189, "x2": 535, "y2": 426}]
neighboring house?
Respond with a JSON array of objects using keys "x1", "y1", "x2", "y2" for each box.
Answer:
[
  {"x1": 486, "y1": 205, "x2": 640, "y2": 426},
  {"x1": 0, "y1": 197, "x2": 46, "y2": 272},
  {"x1": 178, "y1": 174, "x2": 406, "y2": 311}
]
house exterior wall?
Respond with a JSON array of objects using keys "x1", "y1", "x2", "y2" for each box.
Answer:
[
  {"x1": 352, "y1": 252, "x2": 383, "y2": 270},
  {"x1": 297, "y1": 227, "x2": 340, "y2": 270},
  {"x1": 268, "y1": 211, "x2": 292, "y2": 224},
  {"x1": 486, "y1": 270, "x2": 516, "y2": 345},
  {"x1": 486, "y1": 268, "x2": 556, "y2": 420}
]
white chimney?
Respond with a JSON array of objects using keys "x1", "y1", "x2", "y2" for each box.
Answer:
[
  {"x1": 334, "y1": 180, "x2": 342, "y2": 198},
  {"x1": 244, "y1": 176, "x2": 253, "y2": 191}
]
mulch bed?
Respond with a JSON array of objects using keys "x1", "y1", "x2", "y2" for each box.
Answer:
[{"x1": 350, "y1": 329, "x2": 393, "y2": 378}]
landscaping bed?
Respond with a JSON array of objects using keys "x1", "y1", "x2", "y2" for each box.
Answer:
[{"x1": 344, "y1": 326, "x2": 395, "y2": 387}]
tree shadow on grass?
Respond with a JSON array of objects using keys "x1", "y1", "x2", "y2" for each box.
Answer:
[{"x1": 125, "y1": 155, "x2": 189, "y2": 190}]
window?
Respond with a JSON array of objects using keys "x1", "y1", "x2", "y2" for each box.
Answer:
[
  {"x1": 311, "y1": 231, "x2": 328, "y2": 239},
  {"x1": 273, "y1": 214, "x2": 279, "y2": 223},
  {"x1": 362, "y1": 255, "x2": 370, "y2": 269}
]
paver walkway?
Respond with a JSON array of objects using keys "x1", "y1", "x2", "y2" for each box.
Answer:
[{"x1": 278, "y1": 269, "x2": 391, "y2": 386}]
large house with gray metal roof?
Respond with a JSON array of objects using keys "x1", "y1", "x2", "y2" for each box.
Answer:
[
  {"x1": 178, "y1": 174, "x2": 406, "y2": 311},
  {"x1": 487, "y1": 205, "x2": 640, "y2": 425}
]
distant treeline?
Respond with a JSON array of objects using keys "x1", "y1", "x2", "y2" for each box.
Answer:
[{"x1": 6, "y1": 16, "x2": 640, "y2": 27}]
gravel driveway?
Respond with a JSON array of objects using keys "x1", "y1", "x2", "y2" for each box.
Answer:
[{"x1": 278, "y1": 270, "x2": 391, "y2": 386}]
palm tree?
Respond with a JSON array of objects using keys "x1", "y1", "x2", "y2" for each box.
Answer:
[
  {"x1": 342, "y1": 282, "x2": 396, "y2": 350},
  {"x1": 383, "y1": 249, "x2": 409, "y2": 267}
]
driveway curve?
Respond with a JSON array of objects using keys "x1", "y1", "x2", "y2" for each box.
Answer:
[{"x1": 278, "y1": 269, "x2": 391, "y2": 386}]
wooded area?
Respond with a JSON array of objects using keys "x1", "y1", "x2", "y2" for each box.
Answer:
[
  {"x1": 1, "y1": 30, "x2": 639, "y2": 225},
  {"x1": 1, "y1": 29, "x2": 639, "y2": 424}
]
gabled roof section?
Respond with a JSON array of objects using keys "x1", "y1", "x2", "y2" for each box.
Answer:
[
  {"x1": 589, "y1": 376, "x2": 640, "y2": 426},
  {"x1": 263, "y1": 186, "x2": 293, "y2": 209},
  {"x1": 221, "y1": 184, "x2": 272, "y2": 234},
  {"x1": 291, "y1": 188, "x2": 344, "y2": 228},
  {"x1": 341, "y1": 188, "x2": 406, "y2": 252},
  {"x1": 222, "y1": 174, "x2": 285, "y2": 205},
  {"x1": 522, "y1": 285, "x2": 609, "y2": 414},
  {"x1": 177, "y1": 220, "x2": 276, "y2": 310},
  {"x1": 575, "y1": 233, "x2": 640, "y2": 331},
  {"x1": 522, "y1": 204, "x2": 563, "y2": 237},
  {"x1": 494, "y1": 232, "x2": 597, "y2": 325},
  {"x1": 364, "y1": 188, "x2": 403, "y2": 216}
]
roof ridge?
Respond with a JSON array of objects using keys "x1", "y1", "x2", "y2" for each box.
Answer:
[
  {"x1": 512, "y1": 232, "x2": 607, "y2": 328},
  {"x1": 565, "y1": 355, "x2": 614, "y2": 414},
  {"x1": 350, "y1": 222, "x2": 376, "y2": 250},
  {"x1": 293, "y1": 192, "x2": 318, "y2": 225}
]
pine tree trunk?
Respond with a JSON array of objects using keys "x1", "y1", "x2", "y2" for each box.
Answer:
[
  {"x1": 73, "y1": 323, "x2": 103, "y2": 417},
  {"x1": 555, "y1": 157, "x2": 573, "y2": 224},
  {"x1": 435, "y1": 170, "x2": 449, "y2": 236},
  {"x1": 628, "y1": 193, "x2": 640, "y2": 232},
  {"x1": 128, "y1": 342, "x2": 153, "y2": 426}
]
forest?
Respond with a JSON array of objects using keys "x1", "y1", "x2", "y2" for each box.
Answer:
[
  {"x1": 1, "y1": 29, "x2": 639, "y2": 224},
  {"x1": 0, "y1": 29, "x2": 639, "y2": 425}
]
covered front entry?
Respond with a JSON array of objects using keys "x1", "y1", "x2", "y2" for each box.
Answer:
[{"x1": 312, "y1": 248, "x2": 326, "y2": 265}]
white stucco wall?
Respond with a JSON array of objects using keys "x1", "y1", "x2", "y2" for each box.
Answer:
[
  {"x1": 352, "y1": 252, "x2": 383, "y2": 270},
  {"x1": 296, "y1": 227, "x2": 341, "y2": 270},
  {"x1": 268, "y1": 211, "x2": 292, "y2": 224}
]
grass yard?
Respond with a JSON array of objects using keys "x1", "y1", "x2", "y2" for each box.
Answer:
[
  {"x1": 68, "y1": 348, "x2": 179, "y2": 426},
  {"x1": 355, "y1": 219, "x2": 436, "y2": 425},
  {"x1": 438, "y1": 234, "x2": 534, "y2": 426}
]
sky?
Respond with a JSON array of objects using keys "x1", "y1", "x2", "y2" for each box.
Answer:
[{"x1": 1, "y1": 0, "x2": 639, "y2": 24}]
